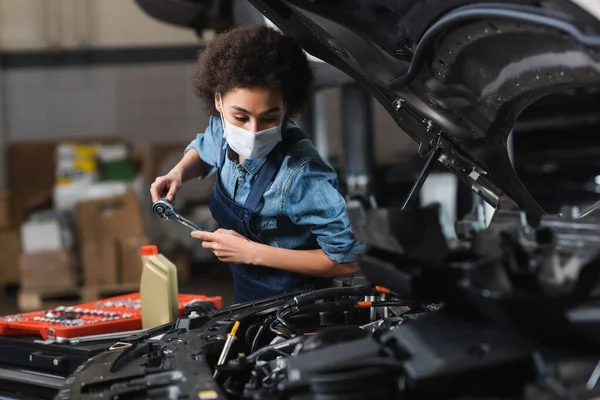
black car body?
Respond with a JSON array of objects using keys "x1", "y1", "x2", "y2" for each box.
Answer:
[{"x1": 243, "y1": 0, "x2": 600, "y2": 225}]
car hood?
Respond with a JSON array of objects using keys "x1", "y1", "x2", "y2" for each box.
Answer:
[{"x1": 247, "y1": 0, "x2": 600, "y2": 224}]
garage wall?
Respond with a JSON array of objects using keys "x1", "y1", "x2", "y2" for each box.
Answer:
[
  {"x1": 0, "y1": 61, "x2": 416, "y2": 189},
  {"x1": 2, "y1": 63, "x2": 206, "y2": 150}
]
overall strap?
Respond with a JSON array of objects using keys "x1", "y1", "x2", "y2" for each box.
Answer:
[{"x1": 243, "y1": 128, "x2": 306, "y2": 212}]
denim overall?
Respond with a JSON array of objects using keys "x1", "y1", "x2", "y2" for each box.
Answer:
[{"x1": 208, "y1": 128, "x2": 331, "y2": 303}]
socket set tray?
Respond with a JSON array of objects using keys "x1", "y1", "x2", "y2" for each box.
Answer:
[{"x1": 0, "y1": 293, "x2": 222, "y2": 340}]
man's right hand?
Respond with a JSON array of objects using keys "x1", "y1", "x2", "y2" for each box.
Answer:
[{"x1": 150, "y1": 170, "x2": 183, "y2": 203}]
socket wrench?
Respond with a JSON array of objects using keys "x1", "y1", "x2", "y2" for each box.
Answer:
[{"x1": 152, "y1": 198, "x2": 206, "y2": 231}]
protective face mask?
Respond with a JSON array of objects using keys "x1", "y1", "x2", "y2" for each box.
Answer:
[{"x1": 219, "y1": 96, "x2": 284, "y2": 160}]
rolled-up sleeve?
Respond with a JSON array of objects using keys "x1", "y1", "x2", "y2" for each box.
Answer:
[
  {"x1": 283, "y1": 160, "x2": 365, "y2": 263},
  {"x1": 184, "y1": 116, "x2": 223, "y2": 179}
]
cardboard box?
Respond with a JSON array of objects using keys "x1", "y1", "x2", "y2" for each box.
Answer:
[
  {"x1": 54, "y1": 181, "x2": 129, "y2": 211},
  {"x1": 19, "y1": 250, "x2": 78, "y2": 290},
  {"x1": 20, "y1": 218, "x2": 73, "y2": 253},
  {"x1": 0, "y1": 191, "x2": 10, "y2": 230},
  {"x1": 75, "y1": 192, "x2": 145, "y2": 244},
  {"x1": 8, "y1": 138, "x2": 141, "y2": 227},
  {"x1": 0, "y1": 231, "x2": 21, "y2": 285},
  {"x1": 81, "y1": 242, "x2": 118, "y2": 286},
  {"x1": 9, "y1": 140, "x2": 76, "y2": 228},
  {"x1": 118, "y1": 236, "x2": 150, "y2": 284}
]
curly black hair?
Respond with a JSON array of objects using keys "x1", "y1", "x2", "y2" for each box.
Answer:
[{"x1": 191, "y1": 24, "x2": 314, "y2": 117}]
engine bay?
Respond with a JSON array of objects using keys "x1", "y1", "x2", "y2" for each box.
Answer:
[{"x1": 57, "y1": 203, "x2": 600, "y2": 400}]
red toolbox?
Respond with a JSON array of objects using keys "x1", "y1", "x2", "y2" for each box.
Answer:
[{"x1": 0, "y1": 293, "x2": 222, "y2": 340}]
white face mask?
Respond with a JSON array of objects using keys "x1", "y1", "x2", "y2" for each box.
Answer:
[{"x1": 219, "y1": 96, "x2": 284, "y2": 160}]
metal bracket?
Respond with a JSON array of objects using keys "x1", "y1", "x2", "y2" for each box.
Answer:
[{"x1": 401, "y1": 135, "x2": 443, "y2": 210}]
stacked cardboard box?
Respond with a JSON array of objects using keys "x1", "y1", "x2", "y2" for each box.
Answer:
[
  {"x1": 0, "y1": 191, "x2": 21, "y2": 288},
  {"x1": 8, "y1": 139, "x2": 144, "y2": 229},
  {"x1": 6, "y1": 139, "x2": 151, "y2": 293},
  {"x1": 18, "y1": 211, "x2": 78, "y2": 291},
  {"x1": 76, "y1": 192, "x2": 149, "y2": 287}
]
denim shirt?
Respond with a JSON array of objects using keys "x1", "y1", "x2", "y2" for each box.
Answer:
[{"x1": 185, "y1": 115, "x2": 365, "y2": 264}]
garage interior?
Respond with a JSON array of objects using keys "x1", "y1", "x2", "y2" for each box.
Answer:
[
  {"x1": 0, "y1": 0, "x2": 431, "y2": 315},
  {"x1": 1, "y1": 1, "x2": 600, "y2": 399}
]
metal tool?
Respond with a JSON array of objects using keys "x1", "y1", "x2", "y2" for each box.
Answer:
[
  {"x1": 214, "y1": 321, "x2": 240, "y2": 378},
  {"x1": 578, "y1": 199, "x2": 600, "y2": 219},
  {"x1": 152, "y1": 198, "x2": 206, "y2": 231},
  {"x1": 55, "y1": 329, "x2": 145, "y2": 345}
]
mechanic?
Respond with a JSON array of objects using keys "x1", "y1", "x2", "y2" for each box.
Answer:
[{"x1": 150, "y1": 25, "x2": 364, "y2": 303}]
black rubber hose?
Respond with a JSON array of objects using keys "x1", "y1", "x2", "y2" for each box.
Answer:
[
  {"x1": 275, "y1": 305, "x2": 298, "y2": 334},
  {"x1": 247, "y1": 336, "x2": 304, "y2": 361},
  {"x1": 388, "y1": 5, "x2": 600, "y2": 90},
  {"x1": 251, "y1": 323, "x2": 267, "y2": 353},
  {"x1": 367, "y1": 301, "x2": 411, "y2": 307},
  {"x1": 212, "y1": 290, "x2": 304, "y2": 317},
  {"x1": 293, "y1": 285, "x2": 374, "y2": 305},
  {"x1": 277, "y1": 299, "x2": 361, "y2": 333},
  {"x1": 288, "y1": 299, "x2": 359, "y2": 316},
  {"x1": 269, "y1": 318, "x2": 293, "y2": 339}
]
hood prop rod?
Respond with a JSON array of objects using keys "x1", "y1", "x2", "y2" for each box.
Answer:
[
  {"x1": 578, "y1": 199, "x2": 600, "y2": 219},
  {"x1": 401, "y1": 137, "x2": 441, "y2": 210}
]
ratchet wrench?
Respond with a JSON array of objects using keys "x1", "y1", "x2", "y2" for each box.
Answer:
[{"x1": 152, "y1": 198, "x2": 206, "y2": 231}]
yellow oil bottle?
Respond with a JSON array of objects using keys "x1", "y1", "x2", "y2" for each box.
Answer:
[{"x1": 140, "y1": 245, "x2": 179, "y2": 329}]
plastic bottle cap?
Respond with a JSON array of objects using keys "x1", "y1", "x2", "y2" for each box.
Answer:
[{"x1": 140, "y1": 245, "x2": 159, "y2": 256}]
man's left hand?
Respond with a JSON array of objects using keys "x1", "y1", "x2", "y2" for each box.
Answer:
[{"x1": 191, "y1": 229, "x2": 256, "y2": 264}]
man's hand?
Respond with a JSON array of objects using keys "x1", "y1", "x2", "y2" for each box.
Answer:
[{"x1": 192, "y1": 229, "x2": 257, "y2": 264}]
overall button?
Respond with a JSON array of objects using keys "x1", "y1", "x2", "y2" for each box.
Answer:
[{"x1": 243, "y1": 210, "x2": 250, "y2": 218}]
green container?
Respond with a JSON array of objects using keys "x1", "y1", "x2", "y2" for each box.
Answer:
[{"x1": 97, "y1": 143, "x2": 135, "y2": 182}]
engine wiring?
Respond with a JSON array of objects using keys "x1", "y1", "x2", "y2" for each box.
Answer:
[{"x1": 208, "y1": 284, "x2": 414, "y2": 399}]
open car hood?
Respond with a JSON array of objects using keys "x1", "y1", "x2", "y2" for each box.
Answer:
[{"x1": 247, "y1": 0, "x2": 600, "y2": 224}]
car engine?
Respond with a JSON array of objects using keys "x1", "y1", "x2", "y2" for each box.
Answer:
[{"x1": 57, "y1": 202, "x2": 600, "y2": 400}]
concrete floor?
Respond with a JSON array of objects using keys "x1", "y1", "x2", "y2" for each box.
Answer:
[{"x1": 0, "y1": 261, "x2": 236, "y2": 316}]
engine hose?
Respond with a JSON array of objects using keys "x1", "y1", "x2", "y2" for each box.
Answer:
[
  {"x1": 275, "y1": 305, "x2": 298, "y2": 334},
  {"x1": 247, "y1": 336, "x2": 304, "y2": 361},
  {"x1": 251, "y1": 323, "x2": 267, "y2": 353},
  {"x1": 288, "y1": 299, "x2": 359, "y2": 316},
  {"x1": 293, "y1": 285, "x2": 374, "y2": 306},
  {"x1": 357, "y1": 301, "x2": 411, "y2": 308},
  {"x1": 209, "y1": 289, "x2": 307, "y2": 320},
  {"x1": 276, "y1": 299, "x2": 360, "y2": 332},
  {"x1": 269, "y1": 318, "x2": 293, "y2": 339},
  {"x1": 387, "y1": 4, "x2": 600, "y2": 90}
]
